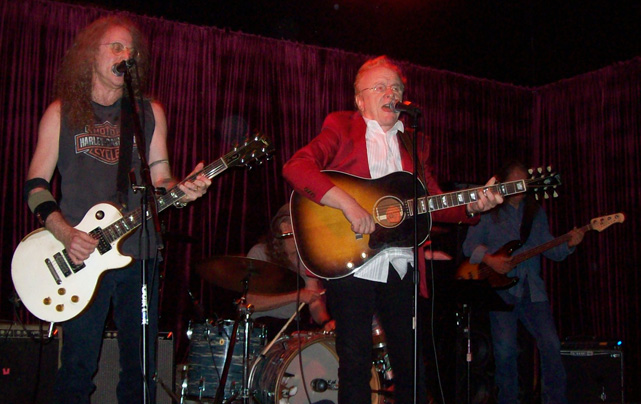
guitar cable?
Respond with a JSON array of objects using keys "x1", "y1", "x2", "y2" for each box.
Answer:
[{"x1": 428, "y1": 241, "x2": 447, "y2": 404}]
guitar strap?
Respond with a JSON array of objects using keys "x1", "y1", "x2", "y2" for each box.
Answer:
[
  {"x1": 116, "y1": 96, "x2": 135, "y2": 209},
  {"x1": 397, "y1": 127, "x2": 427, "y2": 188}
]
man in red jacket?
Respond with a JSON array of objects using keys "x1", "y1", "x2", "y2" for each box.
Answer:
[{"x1": 283, "y1": 55, "x2": 503, "y2": 403}]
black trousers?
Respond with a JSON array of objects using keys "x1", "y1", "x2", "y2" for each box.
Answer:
[{"x1": 324, "y1": 266, "x2": 426, "y2": 404}]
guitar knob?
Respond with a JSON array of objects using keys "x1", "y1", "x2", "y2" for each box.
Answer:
[
  {"x1": 71, "y1": 295, "x2": 79, "y2": 303},
  {"x1": 58, "y1": 288, "x2": 66, "y2": 295},
  {"x1": 56, "y1": 304, "x2": 64, "y2": 312},
  {"x1": 95, "y1": 210, "x2": 104, "y2": 220},
  {"x1": 43, "y1": 297, "x2": 52, "y2": 305}
]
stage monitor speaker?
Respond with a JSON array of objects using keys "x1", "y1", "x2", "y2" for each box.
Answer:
[
  {"x1": 92, "y1": 331, "x2": 175, "y2": 404},
  {"x1": 561, "y1": 346, "x2": 624, "y2": 404},
  {"x1": 0, "y1": 324, "x2": 61, "y2": 404}
]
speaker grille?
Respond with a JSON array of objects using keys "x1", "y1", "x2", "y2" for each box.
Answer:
[
  {"x1": 92, "y1": 331, "x2": 174, "y2": 404},
  {"x1": 561, "y1": 348, "x2": 624, "y2": 404},
  {"x1": 0, "y1": 324, "x2": 61, "y2": 404}
]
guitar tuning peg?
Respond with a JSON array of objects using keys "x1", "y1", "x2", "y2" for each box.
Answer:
[
  {"x1": 535, "y1": 194, "x2": 540, "y2": 201},
  {"x1": 528, "y1": 168, "x2": 534, "y2": 175},
  {"x1": 544, "y1": 192, "x2": 549, "y2": 199},
  {"x1": 553, "y1": 191, "x2": 558, "y2": 198},
  {"x1": 537, "y1": 167, "x2": 543, "y2": 174},
  {"x1": 547, "y1": 166, "x2": 552, "y2": 172}
]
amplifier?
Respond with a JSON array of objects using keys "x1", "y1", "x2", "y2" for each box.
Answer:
[
  {"x1": 561, "y1": 346, "x2": 624, "y2": 404},
  {"x1": 0, "y1": 324, "x2": 61, "y2": 404},
  {"x1": 93, "y1": 331, "x2": 175, "y2": 404}
]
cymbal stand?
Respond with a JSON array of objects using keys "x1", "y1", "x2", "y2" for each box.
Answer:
[{"x1": 213, "y1": 275, "x2": 254, "y2": 404}]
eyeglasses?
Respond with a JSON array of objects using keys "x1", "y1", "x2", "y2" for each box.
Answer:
[
  {"x1": 101, "y1": 42, "x2": 138, "y2": 59},
  {"x1": 358, "y1": 83, "x2": 404, "y2": 95}
]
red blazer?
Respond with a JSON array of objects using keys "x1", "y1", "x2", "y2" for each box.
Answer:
[{"x1": 283, "y1": 111, "x2": 477, "y2": 296}]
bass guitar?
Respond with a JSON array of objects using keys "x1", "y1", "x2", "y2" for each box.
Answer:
[
  {"x1": 455, "y1": 213, "x2": 625, "y2": 289},
  {"x1": 291, "y1": 168, "x2": 561, "y2": 279},
  {"x1": 12, "y1": 134, "x2": 274, "y2": 322}
]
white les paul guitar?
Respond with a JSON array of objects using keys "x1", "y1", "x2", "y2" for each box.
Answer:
[{"x1": 12, "y1": 134, "x2": 274, "y2": 323}]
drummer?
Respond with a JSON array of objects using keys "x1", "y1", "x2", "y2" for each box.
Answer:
[{"x1": 246, "y1": 203, "x2": 335, "y2": 337}]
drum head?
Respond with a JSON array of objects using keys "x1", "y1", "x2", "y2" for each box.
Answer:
[{"x1": 250, "y1": 333, "x2": 385, "y2": 404}]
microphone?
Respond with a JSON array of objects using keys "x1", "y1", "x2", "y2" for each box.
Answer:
[
  {"x1": 384, "y1": 100, "x2": 422, "y2": 115},
  {"x1": 111, "y1": 58, "x2": 136, "y2": 76}
]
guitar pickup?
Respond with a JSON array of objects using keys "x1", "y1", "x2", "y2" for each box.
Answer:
[
  {"x1": 90, "y1": 227, "x2": 112, "y2": 255},
  {"x1": 53, "y1": 252, "x2": 72, "y2": 277},
  {"x1": 63, "y1": 249, "x2": 86, "y2": 273}
]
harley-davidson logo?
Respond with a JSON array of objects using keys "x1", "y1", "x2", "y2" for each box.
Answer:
[{"x1": 75, "y1": 121, "x2": 132, "y2": 165}]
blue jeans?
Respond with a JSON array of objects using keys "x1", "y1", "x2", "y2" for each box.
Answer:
[
  {"x1": 490, "y1": 292, "x2": 567, "y2": 404},
  {"x1": 53, "y1": 260, "x2": 159, "y2": 404}
]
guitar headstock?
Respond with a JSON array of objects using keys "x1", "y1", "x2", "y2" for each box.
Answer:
[
  {"x1": 224, "y1": 131, "x2": 275, "y2": 169},
  {"x1": 590, "y1": 212, "x2": 626, "y2": 232},
  {"x1": 527, "y1": 166, "x2": 561, "y2": 200}
]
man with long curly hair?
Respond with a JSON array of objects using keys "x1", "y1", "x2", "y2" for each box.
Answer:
[
  {"x1": 24, "y1": 16, "x2": 210, "y2": 403},
  {"x1": 246, "y1": 203, "x2": 334, "y2": 337}
]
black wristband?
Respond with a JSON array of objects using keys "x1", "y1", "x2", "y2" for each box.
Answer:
[{"x1": 34, "y1": 200, "x2": 60, "y2": 226}]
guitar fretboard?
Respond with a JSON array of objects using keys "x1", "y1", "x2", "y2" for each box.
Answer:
[
  {"x1": 511, "y1": 224, "x2": 590, "y2": 265},
  {"x1": 97, "y1": 157, "x2": 228, "y2": 246},
  {"x1": 93, "y1": 135, "x2": 273, "y2": 247},
  {"x1": 406, "y1": 179, "x2": 528, "y2": 216}
]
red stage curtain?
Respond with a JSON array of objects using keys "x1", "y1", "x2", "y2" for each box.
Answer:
[{"x1": 1, "y1": 0, "x2": 639, "y2": 398}]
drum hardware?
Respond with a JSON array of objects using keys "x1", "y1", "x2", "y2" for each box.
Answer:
[
  {"x1": 193, "y1": 255, "x2": 303, "y2": 403},
  {"x1": 212, "y1": 273, "x2": 255, "y2": 404},
  {"x1": 310, "y1": 377, "x2": 338, "y2": 392},
  {"x1": 191, "y1": 256, "x2": 393, "y2": 403}
]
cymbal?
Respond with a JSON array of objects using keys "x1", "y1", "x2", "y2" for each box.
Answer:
[{"x1": 195, "y1": 256, "x2": 303, "y2": 294}]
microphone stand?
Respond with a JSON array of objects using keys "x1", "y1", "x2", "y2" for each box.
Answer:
[
  {"x1": 122, "y1": 67, "x2": 163, "y2": 404},
  {"x1": 406, "y1": 108, "x2": 422, "y2": 404}
]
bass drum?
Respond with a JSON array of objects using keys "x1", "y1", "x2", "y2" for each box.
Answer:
[
  {"x1": 250, "y1": 332, "x2": 385, "y2": 404},
  {"x1": 184, "y1": 320, "x2": 266, "y2": 400}
]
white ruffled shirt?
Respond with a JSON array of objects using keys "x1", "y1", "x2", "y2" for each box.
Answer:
[{"x1": 355, "y1": 117, "x2": 414, "y2": 283}]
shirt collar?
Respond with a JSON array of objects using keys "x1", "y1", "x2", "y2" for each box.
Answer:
[{"x1": 363, "y1": 116, "x2": 405, "y2": 136}]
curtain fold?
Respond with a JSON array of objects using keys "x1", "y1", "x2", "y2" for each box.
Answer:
[{"x1": 1, "y1": 0, "x2": 639, "y2": 399}]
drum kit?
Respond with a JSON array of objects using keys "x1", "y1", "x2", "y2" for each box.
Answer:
[{"x1": 178, "y1": 256, "x2": 394, "y2": 404}]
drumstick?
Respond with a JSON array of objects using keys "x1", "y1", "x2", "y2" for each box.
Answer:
[{"x1": 258, "y1": 302, "x2": 307, "y2": 357}]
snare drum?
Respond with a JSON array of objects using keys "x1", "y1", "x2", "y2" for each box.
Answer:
[
  {"x1": 250, "y1": 332, "x2": 384, "y2": 404},
  {"x1": 184, "y1": 320, "x2": 266, "y2": 400}
]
